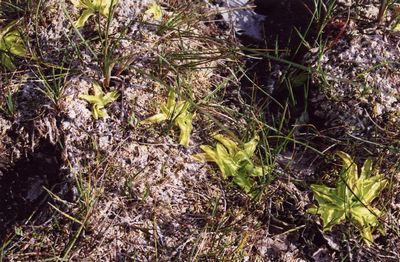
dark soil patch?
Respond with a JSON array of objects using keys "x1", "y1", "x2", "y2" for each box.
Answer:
[
  {"x1": 0, "y1": 139, "x2": 65, "y2": 239},
  {"x1": 254, "y1": 0, "x2": 324, "y2": 60},
  {"x1": 239, "y1": 0, "x2": 325, "y2": 121}
]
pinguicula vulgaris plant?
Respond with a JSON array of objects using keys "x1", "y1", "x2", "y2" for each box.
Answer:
[
  {"x1": 0, "y1": 20, "x2": 26, "y2": 71},
  {"x1": 308, "y1": 151, "x2": 388, "y2": 244}
]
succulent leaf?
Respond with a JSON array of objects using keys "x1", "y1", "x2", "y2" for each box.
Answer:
[
  {"x1": 140, "y1": 90, "x2": 194, "y2": 146},
  {"x1": 0, "y1": 21, "x2": 26, "y2": 70},
  {"x1": 71, "y1": 0, "x2": 118, "y2": 28},
  {"x1": 308, "y1": 151, "x2": 388, "y2": 244},
  {"x1": 193, "y1": 134, "x2": 270, "y2": 197},
  {"x1": 79, "y1": 81, "x2": 119, "y2": 119}
]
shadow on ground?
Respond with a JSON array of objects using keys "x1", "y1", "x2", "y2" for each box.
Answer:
[{"x1": 0, "y1": 139, "x2": 65, "y2": 239}]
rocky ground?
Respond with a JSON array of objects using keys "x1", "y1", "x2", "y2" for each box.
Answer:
[{"x1": 0, "y1": 0, "x2": 399, "y2": 261}]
